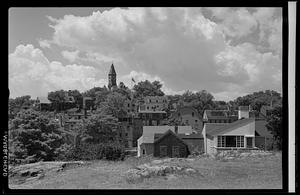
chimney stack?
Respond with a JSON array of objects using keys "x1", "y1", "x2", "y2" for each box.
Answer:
[
  {"x1": 238, "y1": 106, "x2": 249, "y2": 120},
  {"x1": 174, "y1": 126, "x2": 178, "y2": 134}
]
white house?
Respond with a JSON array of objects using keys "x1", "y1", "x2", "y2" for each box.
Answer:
[{"x1": 202, "y1": 118, "x2": 257, "y2": 155}]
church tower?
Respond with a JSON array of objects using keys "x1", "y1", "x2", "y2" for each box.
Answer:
[{"x1": 108, "y1": 63, "x2": 117, "y2": 90}]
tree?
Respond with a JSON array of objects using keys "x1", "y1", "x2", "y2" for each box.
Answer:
[
  {"x1": 9, "y1": 95, "x2": 35, "y2": 119},
  {"x1": 68, "y1": 90, "x2": 83, "y2": 109},
  {"x1": 232, "y1": 90, "x2": 282, "y2": 111},
  {"x1": 180, "y1": 90, "x2": 215, "y2": 115},
  {"x1": 48, "y1": 90, "x2": 67, "y2": 111},
  {"x1": 266, "y1": 105, "x2": 282, "y2": 149},
  {"x1": 9, "y1": 109, "x2": 65, "y2": 164},
  {"x1": 115, "y1": 82, "x2": 132, "y2": 99},
  {"x1": 133, "y1": 80, "x2": 164, "y2": 98},
  {"x1": 98, "y1": 92, "x2": 127, "y2": 118},
  {"x1": 79, "y1": 112, "x2": 120, "y2": 144},
  {"x1": 82, "y1": 86, "x2": 110, "y2": 109}
]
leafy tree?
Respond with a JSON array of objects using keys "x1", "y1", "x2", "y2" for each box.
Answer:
[
  {"x1": 9, "y1": 95, "x2": 35, "y2": 119},
  {"x1": 180, "y1": 90, "x2": 215, "y2": 115},
  {"x1": 115, "y1": 82, "x2": 132, "y2": 99},
  {"x1": 133, "y1": 80, "x2": 164, "y2": 98},
  {"x1": 79, "y1": 113, "x2": 120, "y2": 144},
  {"x1": 48, "y1": 90, "x2": 67, "y2": 111},
  {"x1": 98, "y1": 92, "x2": 127, "y2": 118},
  {"x1": 82, "y1": 86, "x2": 108, "y2": 100},
  {"x1": 9, "y1": 109, "x2": 65, "y2": 164},
  {"x1": 266, "y1": 105, "x2": 282, "y2": 149},
  {"x1": 68, "y1": 90, "x2": 83, "y2": 108},
  {"x1": 232, "y1": 90, "x2": 282, "y2": 111}
]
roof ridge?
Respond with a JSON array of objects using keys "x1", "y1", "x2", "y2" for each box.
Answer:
[{"x1": 208, "y1": 118, "x2": 254, "y2": 136}]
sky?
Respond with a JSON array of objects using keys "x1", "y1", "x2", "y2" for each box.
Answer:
[{"x1": 9, "y1": 7, "x2": 282, "y2": 101}]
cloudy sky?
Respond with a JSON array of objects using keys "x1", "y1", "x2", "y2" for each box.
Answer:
[{"x1": 9, "y1": 7, "x2": 282, "y2": 101}]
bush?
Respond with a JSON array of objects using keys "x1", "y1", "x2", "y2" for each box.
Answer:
[{"x1": 65, "y1": 142, "x2": 125, "y2": 161}]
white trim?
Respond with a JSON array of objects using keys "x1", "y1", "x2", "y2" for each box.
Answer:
[{"x1": 288, "y1": 2, "x2": 296, "y2": 192}]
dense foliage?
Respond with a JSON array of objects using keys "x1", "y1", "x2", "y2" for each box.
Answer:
[
  {"x1": 133, "y1": 80, "x2": 165, "y2": 98},
  {"x1": 266, "y1": 106, "x2": 282, "y2": 150},
  {"x1": 64, "y1": 142, "x2": 125, "y2": 161},
  {"x1": 8, "y1": 109, "x2": 67, "y2": 164}
]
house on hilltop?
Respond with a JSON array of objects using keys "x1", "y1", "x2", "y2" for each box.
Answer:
[{"x1": 170, "y1": 106, "x2": 203, "y2": 133}]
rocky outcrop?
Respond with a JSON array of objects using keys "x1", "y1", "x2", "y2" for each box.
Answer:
[
  {"x1": 212, "y1": 150, "x2": 274, "y2": 160},
  {"x1": 9, "y1": 161, "x2": 85, "y2": 184},
  {"x1": 125, "y1": 158, "x2": 199, "y2": 183}
]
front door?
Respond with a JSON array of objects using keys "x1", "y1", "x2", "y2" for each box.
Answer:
[
  {"x1": 172, "y1": 146, "x2": 180, "y2": 158},
  {"x1": 160, "y1": 146, "x2": 167, "y2": 157},
  {"x1": 246, "y1": 137, "x2": 253, "y2": 148}
]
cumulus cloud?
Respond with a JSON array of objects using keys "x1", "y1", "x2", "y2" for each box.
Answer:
[
  {"x1": 206, "y1": 7, "x2": 258, "y2": 38},
  {"x1": 9, "y1": 7, "x2": 282, "y2": 100},
  {"x1": 253, "y1": 8, "x2": 282, "y2": 54},
  {"x1": 120, "y1": 70, "x2": 185, "y2": 95},
  {"x1": 38, "y1": 39, "x2": 51, "y2": 49},
  {"x1": 61, "y1": 50, "x2": 80, "y2": 62},
  {"x1": 9, "y1": 44, "x2": 106, "y2": 98}
]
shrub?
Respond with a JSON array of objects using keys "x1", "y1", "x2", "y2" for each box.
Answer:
[{"x1": 65, "y1": 142, "x2": 125, "y2": 161}]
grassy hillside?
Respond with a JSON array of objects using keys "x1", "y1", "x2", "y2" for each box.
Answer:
[{"x1": 9, "y1": 152, "x2": 282, "y2": 189}]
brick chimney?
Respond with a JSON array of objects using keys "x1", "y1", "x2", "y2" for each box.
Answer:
[{"x1": 238, "y1": 106, "x2": 249, "y2": 119}]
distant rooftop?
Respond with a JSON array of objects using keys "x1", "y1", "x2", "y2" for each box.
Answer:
[
  {"x1": 138, "y1": 110, "x2": 166, "y2": 114},
  {"x1": 37, "y1": 97, "x2": 51, "y2": 104}
]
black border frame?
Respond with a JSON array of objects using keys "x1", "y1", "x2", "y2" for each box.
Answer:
[{"x1": 4, "y1": 0, "x2": 291, "y2": 194}]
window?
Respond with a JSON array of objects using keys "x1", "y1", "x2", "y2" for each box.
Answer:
[
  {"x1": 142, "y1": 149, "x2": 145, "y2": 155},
  {"x1": 149, "y1": 99, "x2": 151, "y2": 103},
  {"x1": 160, "y1": 146, "x2": 167, "y2": 157},
  {"x1": 195, "y1": 120, "x2": 198, "y2": 123},
  {"x1": 217, "y1": 136, "x2": 244, "y2": 147},
  {"x1": 156, "y1": 100, "x2": 158, "y2": 103},
  {"x1": 246, "y1": 137, "x2": 253, "y2": 148},
  {"x1": 147, "y1": 106, "x2": 149, "y2": 110},
  {"x1": 178, "y1": 113, "x2": 180, "y2": 117},
  {"x1": 128, "y1": 103, "x2": 130, "y2": 107},
  {"x1": 125, "y1": 133, "x2": 128, "y2": 137},
  {"x1": 238, "y1": 136, "x2": 244, "y2": 147},
  {"x1": 172, "y1": 146, "x2": 180, "y2": 157},
  {"x1": 185, "y1": 120, "x2": 189, "y2": 124},
  {"x1": 192, "y1": 112, "x2": 194, "y2": 117}
]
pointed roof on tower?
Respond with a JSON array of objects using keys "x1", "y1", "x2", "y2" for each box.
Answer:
[{"x1": 109, "y1": 63, "x2": 116, "y2": 75}]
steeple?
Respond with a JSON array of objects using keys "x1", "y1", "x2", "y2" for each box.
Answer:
[
  {"x1": 109, "y1": 63, "x2": 116, "y2": 75},
  {"x1": 108, "y1": 63, "x2": 117, "y2": 90}
]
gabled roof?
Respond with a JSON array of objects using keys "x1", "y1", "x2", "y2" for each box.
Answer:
[
  {"x1": 153, "y1": 130, "x2": 188, "y2": 146},
  {"x1": 37, "y1": 97, "x2": 51, "y2": 104},
  {"x1": 203, "y1": 110, "x2": 238, "y2": 120},
  {"x1": 207, "y1": 118, "x2": 255, "y2": 136},
  {"x1": 204, "y1": 123, "x2": 228, "y2": 135},
  {"x1": 109, "y1": 64, "x2": 116, "y2": 75},
  {"x1": 171, "y1": 106, "x2": 202, "y2": 119},
  {"x1": 139, "y1": 126, "x2": 193, "y2": 144}
]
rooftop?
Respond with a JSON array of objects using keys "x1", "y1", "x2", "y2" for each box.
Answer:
[
  {"x1": 37, "y1": 97, "x2": 51, "y2": 104},
  {"x1": 138, "y1": 126, "x2": 193, "y2": 144},
  {"x1": 206, "y1": 118, "x2": 255, "y2": 136}
]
